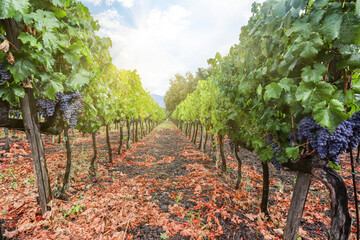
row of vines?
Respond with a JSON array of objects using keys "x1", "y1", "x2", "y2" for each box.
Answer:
[
  {"x1": 0, "y1": 0, "x2": 166, "y2": 225},
  {"x1": 171, "y1": 0, "x2": 360, "y2": 239}
]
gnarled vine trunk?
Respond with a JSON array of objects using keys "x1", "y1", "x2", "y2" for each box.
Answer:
[
  {"x1": 106, "y1": 124, "x2": 112, "y2": 163},
  {"x1": 284, "y1": 155, "x2": 351, "y2": 240},
  {"x1": 135, "y1": 120, "x2": 139, "y2": 142},
  {"x1": 199, "y1": 124, "x2": 204, "y2": 151},
  {"x1": 260, "y1": 161, "x2": 269, "y2": 216},
  {"x1": 127, "y1": 119, "x2": 131, "y2": 149},
  {"x1": 203, "y1": 129, "x2": 208, "y2": 152},
  {"x1": 118, "y1": 123, "x2": 124, "y2": 154},
  {"x1": 234, "y1": 144, "x2": 242, "y2": 189},
  {"x1": 218, "y1": 133, "x2": 226, "y2": 172},
  {"x1": 311, "y1": 167, "x2": 351, "y2": 239},
  {"x1": 60, "y1": 127, "x2": 72, "y2": 196},
  {"x1": 89, "y1": 131, "x2": 97, "y2": 174}
]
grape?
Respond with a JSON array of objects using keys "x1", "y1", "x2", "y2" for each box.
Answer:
[
  {"x1": 58, "y1": 91, "x2": 83, "y2": 129},
  {"x1": 288, "y1": 132, "x2": 297, "y2": 147},
  {"x1": 267, "y1": 133, "x2": 282, "y2": 170},
  {"x1": 328, "y1": 121, "x2": 354, "y2": 156},
  {"x1": 348, "y1": 111, "x2": 360, "y2": 150},
  {"x1": 36, "y1": 97, "x2": 57, "y2": 117},
  {"x1": 36, "y1": 91, "x2": 83, "y2": 129},
  {"x1": 0, "y1": 63, "x2": 11, "y2": 83},
  {"x1": 316, "y1": 127, "x2": 330, "y2": 158},
  {"x1": 291, "y1": 112, "x2": 360, "y2": 166},
  {"x1": 272, "y1": 157, "x2": 281, "y2": 171}
]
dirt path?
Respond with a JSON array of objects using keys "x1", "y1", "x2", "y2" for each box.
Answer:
[{"x1": 107, "y1": 121, "x2": 265, "y2": 239}]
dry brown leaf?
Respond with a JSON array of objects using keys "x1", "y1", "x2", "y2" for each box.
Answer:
[
  {"x1": 273, "y1": 228, "x2": 283, "y2": 236},
  {"x1": 0, "y1": 40, "x2": 10, "y2": 52},
  {"x1": 22, "y1": 78, "x2": 33, "y2": 88},
  {"x1": 7, "y1": 52, "x2": 15, "y2": 64},
  {"x1": 13, "y1": 200, "x2": 25, "y2": 209}
]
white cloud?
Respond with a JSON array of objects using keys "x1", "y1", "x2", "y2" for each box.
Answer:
[
  {"x1": 82, "y1": 0, "x2": 102, "y2": 6},
  {"x1": 92, "y1": 0, "x2": 266, "y2": 95},
  {"x1": 83, "y1": 0, "x2": 134, "y2": 7},
  {"x1": 105, "y1": 0, "x2": 134, "y2": 8}
]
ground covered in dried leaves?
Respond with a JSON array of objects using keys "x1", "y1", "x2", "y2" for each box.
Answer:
[{"x1": 0, "y1": 121, "x2": 359, "y2": 239}]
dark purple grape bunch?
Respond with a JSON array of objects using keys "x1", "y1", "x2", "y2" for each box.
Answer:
[
  {"x1": 36, "y1": 91, "x2": 83, "y2": 129},
  {"x1": 58, "y1": 91, "x2": 83, "y2": 129},
  {"x1": 267, "y1": 133, "x2": 282, "y2": 170},
  {"x1": 291, "y1": 112, "x2": 360, "y2": 165},
  {"x1": 0, "y1": 63, "x2": 12, "y2": 84},
  {"x1": 36, "y1": 97, "x2": 57, "y2": 117}
]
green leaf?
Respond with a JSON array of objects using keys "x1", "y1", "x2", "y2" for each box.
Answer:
[
  {"x1": 68, "y1": 69, "x2": 90, "y2": 90},
  {"x1": 54, "y1": 10, "x2": 67, "y2": 18},
  {"x1": 354, "y1": 79, "x2": 360, "y2": 93},
  {"x1": 285, "y1": 20, "x2": 311, "y2": 38},
  {"x1": 51, "y1": 0, "x2": 66, "y2": 7},
  {"x1": 264, "y1": 82, "x2": 282, "y2": 100},
  {"x1": 24, "y1": 10, "x2": 60, "y2": 31},
  {"x1": 339, "y1": 14, "x2": 360, "y2": 45},
  {"x1": 356, "y1": 0, "x2": 360, "y2": 16},
  {"x1": 310, "y1": 9, "x2": 325, "y2": 25},
  {"x1": 258, "y1": 146, "x2": 273, "y2": 162},
  {"x1": 313, "y1": 99, "x2": 348, "y2": 132},
  {"x1": 256, "y1": 84, "x2": 262, "y2": 97},
  {"x1": 0, "y1": 0, "x2": 29, "y2": 19},
  {"x1": 296, "y1": 81, "x2": 334, "y2": 109},
  {"x1": 286, "y1": 147, "x2": 299, "y2": 160},
  {"x1": 301, "y1": 64, "x2": 327, "y2": 83},
  {"x1": 42, "y1": 32, "x2": 59, "y2": 51},
  {"x1": 8, "y1": 59, "x2": 37, "y2": 82},
  {"x1": 300, "y1": 41, "x2": 319, "y2": 59},
  {"x1": 18, "y1": 32, "x2": 43, "y2": 50},
  {"x1": 337, "y1": 53, "x2": 360, "y2": 69},
  {"x1": 61, "y1": 41, "x2": 83, "y2": 64},
  {"x1": 39, "y1": 73, "x2": 64, "y2": 99},
  {"x1": 321, "y1": 12, "x2": 342, "y2": 42},
  {"x1": 278, "y1": 78, "x2": 294, "y2": 92},
  {"x1": 0, "y1": 84, "x2": 25, "y2": 105},
  {"x1": 312, "y1": 0, "x2": 329, "y2": 8}
]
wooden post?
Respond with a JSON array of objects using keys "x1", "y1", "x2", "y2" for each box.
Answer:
[
  {"x1": 218, "y1": 133, "x2": 226, "y2": 172},
  {"x1": 127, "y1": 119, "x2": 131, "y2": 149},
  {"x1": 89, "y1": 131, "x2": 97, "y2": 173},
  {"x1": 135, "y1": 120, "x2": 138, "y2": 142},
  {"x1": 20, "y1": 88, "x2": 52, "y2": 214},
  {"x1": 284, "y1": 172, "x2": 311, "y2": 240},
  {"x1": 106, "y1": 124, "x2": 113, "y2": 163},
  {"x1": 60, "y1": 127, "x2": 72, "y2": 195},
  {"x1": 200, "y1": 124, "x2": 204, "y2": 151},
  {"x1": 118, "y1": 124, "x2": 123, "y2": 154},
  {"x1": 234, "y1": 144, "x2": 242, "y2": 189}
]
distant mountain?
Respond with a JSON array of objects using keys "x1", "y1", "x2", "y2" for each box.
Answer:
[{"x1": 150, "y1": 94, "x2": 165, "y2": 108}]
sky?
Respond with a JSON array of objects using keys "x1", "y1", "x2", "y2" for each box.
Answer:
[{"x1": 80, "y1": 0, "x2": 265, "y2": 96}]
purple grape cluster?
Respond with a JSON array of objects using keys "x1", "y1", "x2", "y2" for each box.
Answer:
[
  {"x1": 36, "y1": 97, "x2": 57, "y2": 117},
  {"x1": 0, "y1": 63, "x2": 11, "y2": 83},
  {"x1": 291, "y1": 112, "x2": 360, "y2": 165},
  {"x1": 348, "y1": 112, "x2": 360, "y2": 149},
  {"x1": 267, "y1": 133, "x2": 282, "y2": 170},
  {"x1": 36, "y1": 91, "x2": 83, "y2": 129},
  {"x1": 58, "y1": 91, "x2": 83, "y2": 129}
]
